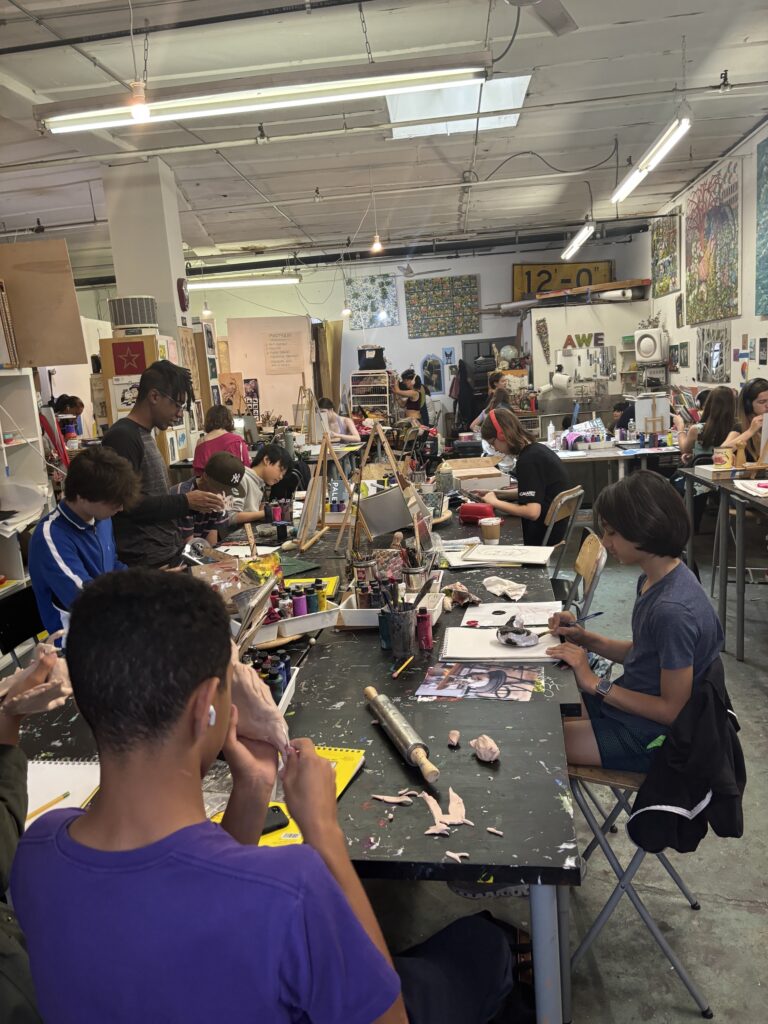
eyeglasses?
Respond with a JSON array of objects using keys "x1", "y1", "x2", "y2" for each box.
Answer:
[{"x1": 157, "y1": 390, "x2": 184, "y2": 412}]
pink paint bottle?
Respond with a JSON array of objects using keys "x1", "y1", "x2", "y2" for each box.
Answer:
[{"x1": 417, "y1": 607, "x2": 433, "y2": 651}]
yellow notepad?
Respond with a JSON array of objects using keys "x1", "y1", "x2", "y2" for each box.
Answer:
[{"x1": 260, "y1": 745, "x2": 365, "y2": 847}]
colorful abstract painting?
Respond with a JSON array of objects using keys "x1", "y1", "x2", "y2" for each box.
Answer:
[
  {"x1": 404, "y1": 275, "x2": 480, "y2": 338},
  {"x1": 651, "y1": 210, "x2": 680, "y2": 297},
  {"x1": 756, "y1": 137, "x2": 768, "y2": 315},
  {"x1": 348, "y1": 275, "x2": 399, "y2": 330},
  {"x1": 685, "y1": 160, "x2": 740, "y2": 324}
]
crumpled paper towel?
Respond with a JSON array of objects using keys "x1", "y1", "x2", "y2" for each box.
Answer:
[{"x1": 483, "y1": 576, "x2": 527, "y2": 601}]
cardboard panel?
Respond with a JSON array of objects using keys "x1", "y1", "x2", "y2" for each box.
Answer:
[{"x1": 0, "y1": 240, "x2": 86, "y2": 367}]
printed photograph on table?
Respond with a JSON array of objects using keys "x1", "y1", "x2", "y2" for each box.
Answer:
[
  {"x1": 756, "y1": 136, "x2": 768, "y2": 315},
  {"x1": 207, "y1": 356, "x2": 218, "y2": 381},
  {"x1": 243, "y1": 377, "x2": 260, "y2": 417},
  {"x1": 668, "y1": 344, "x2": 679, "y2": 372},
  {"x1": 348, "y1": 274, "x2": 399, "y2": 330},
  {"x1": 651, "y1": 209, "x2": 680, "y2": 297},
  {"x1": 203, "y1": 321, "x2": 216, "y2": 356},
  {"x1": 421, "y1": 354, "x2": 444, "y2": 395},
  {"x1": 679, "y1": 341, "x2": 689, "y2": 368},
  {"x1": 685, "y1": 160, "x2": 740, "y2": 325},
  {"x1": 404, "y1": 275, "x2": 480, "y2": 338},
  {"x1": 416, "y1": 663, "x2": 542, "y2": 702}
]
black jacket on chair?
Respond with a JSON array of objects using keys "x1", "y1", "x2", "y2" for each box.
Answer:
[{"x1": 627, "y1": 657, "x2": 746, "y2": 854}]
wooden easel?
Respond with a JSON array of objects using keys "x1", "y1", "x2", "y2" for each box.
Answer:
[
  {"x1": 294, "y1": 385, "x2": 325, "y2": 443},
  {"x1": 296, "y1": 433, "x2": 356, "y2": 551},
  {"x1": 335, "y1": 421, "x2": 410, "y2": 554}
]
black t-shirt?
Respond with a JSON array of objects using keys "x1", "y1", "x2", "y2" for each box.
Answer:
[{"x1": 514, "y1": 442, "x2": 569, "y2": 546}]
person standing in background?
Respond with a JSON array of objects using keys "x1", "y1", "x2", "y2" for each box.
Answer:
[
  {"x1": 192, "y1": 405, "x2": 250, "y2": 475},
  {"x1": 102, "y1": 361, "x2": 225, "y2": 568}
]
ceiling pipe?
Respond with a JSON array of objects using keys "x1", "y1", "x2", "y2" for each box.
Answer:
[
  {"x1": 73, "y1": 221, "x2": 647, "y2": 288},
  {"x1": 0, "y1": 0, "x2": 382, "y2": 56}
]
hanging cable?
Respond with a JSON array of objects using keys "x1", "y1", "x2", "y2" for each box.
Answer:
[
  {"x1": 484, "y1": 139, "x2": 619, "y2": 181},
  {"x1": 492, "y1": 6, "x2": 521, "y2": 65},
  {"x1": 126, "y1": 0, "x2": 139, "y2": 81}
]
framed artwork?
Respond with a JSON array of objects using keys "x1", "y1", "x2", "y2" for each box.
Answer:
[
  {"x1": 756, "y1": 137, "x2": 768, "y2": 315},
  {"x1": 167, "y1": 432, "x2": 178, "y2": 464},
  {"x1": 203, "y1": 321, "x2": 216, "y2": 356},
  {"x1": 668, "y1": 344, "x2": 679, "y2": 373},
  {"x1": 696, "y1": 324, "x2": 730, "y2": 383},
  {"x1": 207, "y1": 356, "x2": 218, "y2": 382},
  {"x1": 651, "y1": 210, "x2": 680, "y2": 297},
  {"x1": 679, "y1": 341, "x2": 689, "y2": 368},
  {"x1": 685, "y1": 160, "x2": 740, "y2": 324},
  {"x1": 760, "y1": 337, "x2": 767, "y2": 366},
  {"x1": 218, "y1": 372, "x2": 246, "y2": 414},
  {"x1": 405, "y1": 275, "x2": 480, "y2": 338},
  {"x1": 675, "y1": 293, "x2": 684, "y2": 329},
  {"x1": 442, "y1": 346, "x2": 455, "y2": 364},
  {"x1": 421, "y1": 354, "x2": 444, "y2": 395},
  {"x1": 749, "y1": 337, "x2": 757, "y2": 361},
  {"x1": 193, "y1": 399, "x2": 204, "y2": 432},
  {"x1": 112, "y1": 341, "x2": 146, "y2": 375},
  {"x1": 348, "y1": 275, "x2": 399, "y2": 330},
  {"x1": 210, "y1": 384, "x2": 221, "y2": 405},
  {"x1": 243, "y1": 377, "x2": 260, "y2": 417}
]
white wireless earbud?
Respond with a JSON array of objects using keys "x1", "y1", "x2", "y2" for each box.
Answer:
[{"x1": 208, "y1": 705, "x2": 217, "y2": 728}]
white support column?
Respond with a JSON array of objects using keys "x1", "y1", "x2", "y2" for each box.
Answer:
[{"x1": 102, "y1": 158, "x2": 187, "y2": 337}]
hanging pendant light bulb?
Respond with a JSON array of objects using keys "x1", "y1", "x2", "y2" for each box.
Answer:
[
  {"x1": 129, "y1": 80, "x2": 150, "y2": 123},
  {"x1": 369, "y1": 168, "x2": 383, "y2": 254},
  {"x1": 200, "y1": 299, "x2": 214, "y2": 320},
  {"x1": 370, "y1": 233, "x2": 383, "y2": 254}
]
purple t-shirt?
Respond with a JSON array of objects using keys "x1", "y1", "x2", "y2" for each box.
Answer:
[{"x1": 11, "y1": 810, "x2": 400, "y2": 1024}]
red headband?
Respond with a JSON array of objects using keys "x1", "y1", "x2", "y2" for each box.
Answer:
[{"x1": 489, "y1": 408, "x2": 504, "y2": 440}]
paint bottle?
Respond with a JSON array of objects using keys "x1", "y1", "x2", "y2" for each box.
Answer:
[
  {"x1": 378, "y1": 610, "x2": 392, "y2": 650},
  {"x1": 667, "y1": 430, "x2": 674, "y2": 447},
  {"x1": 270, "y1": 586, "x2": 281, "y2": 609},
  {"x1": 291, "y1": 587, "x2": 308, "y2": 617},
  {"x1": 357, "y1": 583, "x2": 372, "y2": 609},
  {"x1": 277, "y1": 649, "x2": 291, "y2": 689},
  {"x1": 272, "y1": 503, "x2": 282, "y2": 523},
  {"x1": 314, "y1": 580, "x2": 327, "y2": 612},
  {"x1": 279, "y1": 595, "x2": 294, "y2": 619},
  {"x1": 267, "y1": 669, "x2": 283, "y2": 701},
  {"x1": 263, "y1": 503, "x2": 273, "y2": 523},
  {"x1": 305, "y1": 585, "x2": 319, "y2": 614},
  {"x1": 370, "y1": 581, "x2": 383, "y2": 608},
  {"x1": 417, "y1": 607, "x2": 434, "y2": 651}
]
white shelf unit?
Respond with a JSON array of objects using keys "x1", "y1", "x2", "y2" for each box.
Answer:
[
  {"x1": 0, "y1": 368, "x2": 48, "y2": 595},
  {"x1": 349, "y1": 369, "x2": 395, "y2": 421}
]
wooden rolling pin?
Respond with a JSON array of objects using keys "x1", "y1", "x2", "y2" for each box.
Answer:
[{"x1": 363, "y1": 686, "x2": 440, "y2": 784}]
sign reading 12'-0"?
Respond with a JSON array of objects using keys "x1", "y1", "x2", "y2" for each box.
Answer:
[{"x1": 512, "y1": 261, "x2": 614, "y2": 301}]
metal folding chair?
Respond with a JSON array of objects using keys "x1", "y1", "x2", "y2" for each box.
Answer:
[
  {"x1": 568, "y1": 765, "x2": 713, "y2": 1019},
  {"x1": 552, "y1": 528, "x2": 607, "y2": 617},
  {"x1": 542, "y1": 485, "x2": 585, "y2": 580}
]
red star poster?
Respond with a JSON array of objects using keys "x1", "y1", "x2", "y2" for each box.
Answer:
[{"x1": 113, "y1": 342, "x2": 147, "y2": 375}]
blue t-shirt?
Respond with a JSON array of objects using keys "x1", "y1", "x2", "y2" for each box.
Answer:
[
  {"x1": 11, "y1": 810, "x2": 400, "y2": 1024},
  {"x1": 605, "y1": 562, "x2": 723, "y2": 740}
]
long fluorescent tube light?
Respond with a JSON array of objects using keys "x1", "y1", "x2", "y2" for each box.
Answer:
[
  {"x1": 561, "y1": 221, "x2": 595, "y2": 261},
  {"x1": 188, "y1": 276, "x2": 300, "y2": 290},
  {"x1": 35, "y1": 55, "x2": 490, "y2": 135},
  {"x1": 611, "y1": 116, "x2": 691, "y2": 204}
]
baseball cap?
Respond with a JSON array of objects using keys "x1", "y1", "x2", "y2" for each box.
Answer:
[{"x1": 203, "y1": 452, "x2": 246, "y2": 497}]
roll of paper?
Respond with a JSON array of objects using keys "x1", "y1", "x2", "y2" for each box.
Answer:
[{"x1": 552, "y1": 372, "x2": 572, "y2": 390}]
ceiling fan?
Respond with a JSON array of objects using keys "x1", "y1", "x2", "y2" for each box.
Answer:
[
  {"x1": 503, "y1": 0, "x2": 578, "y2": 36},
  {"x1": 398, "y1": 263, "x2": 451, "y2": 277}
]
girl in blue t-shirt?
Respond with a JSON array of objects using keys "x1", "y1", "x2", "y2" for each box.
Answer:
[{"x1": 548, "y1": 470, "x2": 723, "y2": 772}]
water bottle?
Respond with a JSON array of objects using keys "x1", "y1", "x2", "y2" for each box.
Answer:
[
  {"x1": 547, "y1": 421, "x2": 556, "y2": 448},
  {"x1": 627, "y1": 418, "x2": 637, "y2": 442}
]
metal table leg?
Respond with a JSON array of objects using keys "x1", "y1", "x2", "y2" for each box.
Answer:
[
  {"x1": 684, "y1": 474, "x2": 695, "y2": 570},
  {"x1": 734, "y1": 496, "x2": 746, "y2": 662},
  {"x1": 556, "y1": 885, "x2": 572, "y2": 1024},
  {"x1": 530, "y1": 884, "x2": 563, "y2": 1024},
  {"x1": 717, "y1": 487, "x2": 729, "y2": 646},
  {"x1": 617, "y1": 457, "x2": 626, "y2": 481}
]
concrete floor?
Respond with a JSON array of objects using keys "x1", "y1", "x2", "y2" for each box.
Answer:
[{"x1": 365, "y1": 509, "x2": 768, "y2": 1022}]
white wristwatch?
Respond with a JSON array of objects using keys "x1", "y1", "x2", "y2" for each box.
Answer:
[{"x1": 595, "y1": 677, "x2": 614, "y2": 699}]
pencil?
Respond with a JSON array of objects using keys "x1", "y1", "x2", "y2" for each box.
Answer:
[
  {"x1": 80, "y1": 785, "x2": 100, "y2": 809},
  {"x1": 392, "y1": 655, "x2": 414, "y2": 679},
  {"x1": 26, "y1": 790, "x2": 70, "y2": 822}
]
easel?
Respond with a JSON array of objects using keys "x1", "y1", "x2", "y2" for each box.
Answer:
[
  {"x1": 294, "y1": 385, "x2": 325, "y2": 443},
  {"x1": 335, "y1": 421, "x2": 411, "y2": 554},
  {"x1": 296, "y1": 433, "x2": 356, "y2": 551}
]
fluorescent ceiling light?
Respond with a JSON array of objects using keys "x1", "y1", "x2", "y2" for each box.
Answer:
[
  {"x1": 188, "y1": 276, "x2": 300, "y2": 290},
  {"x1": 561, "y1": 221, "x2": 595, "y2": 261},
  {"x1": 387, "y1": 75, "x2": 531, "y2": 139},
  {"x1": 35, "y1": 55, "x2": 490, "y2": 135},
  {"x1": 611, "y1": 116, "x2": 691, "y2": 204}
]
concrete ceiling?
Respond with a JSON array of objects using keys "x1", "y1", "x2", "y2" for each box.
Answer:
[{"x1": 0, "y1": 0, "x2": 766, "y2": 278}]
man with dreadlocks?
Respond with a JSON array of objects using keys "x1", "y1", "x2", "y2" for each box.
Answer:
[{"x1": 102, "y1": 361, "x2": 225, "y2": 568}]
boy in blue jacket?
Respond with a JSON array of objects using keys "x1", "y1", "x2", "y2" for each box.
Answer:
[{"x1": 28, "y1": 446, "x2": 140, "y2": 637}]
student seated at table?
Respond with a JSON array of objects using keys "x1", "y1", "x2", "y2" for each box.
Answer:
[
  {"x1": 548, "y1": 470, "x2": 723, "y2": 773},
  {"x1": 28, "y1": 446, "x2": 139, "y2": 637},
  {"x1": 170, "y1": 451, "x2": 246, "y2": 545},
  {"x1": 192, "y1": 404, "x2": 250, "y2": 476},
  {"x1": 228, "y1": 443, "x2": 291, "y2": 527},
  {"x1": 11, "y1": 571, "x2": 516, "y2": 1024},
  {"x1": 610, "y1": 400, "x2": 630, "y2": 431},
  {"x1": 318, "y1": 397, "x2": 361, "y2": 442},
  {"x1": 479, "y1": 407, "x2": 569, "y2": 545},
  {"x1": 672, "y1": 385, "x2": 736, "y2": 465},
  {"x1": 722, "y1": 377, "x2": 768, "y2": 462}
]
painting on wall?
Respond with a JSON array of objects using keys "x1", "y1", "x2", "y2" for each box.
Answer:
[
  {"x1": 756, "y1": 137, "x2": 768, "y2": 315},
  {"x1": 421, "y1": 354, "x2": 444, "y2": 395},
  {"x1": 668, "y1": 344, "x2": 680, "y2": 373},
  {"x1": 243, "y1": 378, "x2": 260, "y2": 417},
  {"x1": 749, "y1": 338, "x2": 757, "y2": 361},
  {"x1": 207, "y1": 356, "x2": 218, "y2": 382},
  {"x1": 675, "y1": 293, "x2": 684, "y2": 329},
  {"x1": 348, "y1": 275, "x2": 399, "y2": 330},
  {"x1": 218, "y1": 372, "x2": 246, "y2": 414},
  {"x1": 696, "y1": 323, "x2": 730, "y2": 383},
  {"x1": 760, "y1": 338, "x2": 768, "y2": 366},
  {"x1": 405, "y1": 275, "x2": 480, "y2": 338},
  {"x1": 685, "y1": 160, "x2": 740, "y2": 325},
  {"x1": 651, "y1": 210, "x2": 680, "y2": 297},
  {"x1": 679, "y1": 341, "x2": 689, "y2": 368},
  {"x1": 442, "y1": 346, "x2": 455, "y2": 365},
  {"x1": 210, "y1": 384, "x2": 221, "y2": 405}
]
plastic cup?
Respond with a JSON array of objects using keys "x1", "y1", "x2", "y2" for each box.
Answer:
[{"x1": 479, "y1": 516, "x2": 502, "y2": 544}]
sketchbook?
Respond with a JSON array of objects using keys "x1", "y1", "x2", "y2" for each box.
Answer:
[
  {"x1": 460, "y1": 601, "x2": 562, "y2": 628},
  {"x1": 439, "y1": 626, "x2": 561, "y2": 663},
  {"x1": 732, "y1": 479, "x2": 768, "y2": 500},
  {"x1": 441, "y1": 544, "x2": 556, "y2": 568},
  {"x1": 25, "y1": 760, "x2": 100, "y2": 826}
]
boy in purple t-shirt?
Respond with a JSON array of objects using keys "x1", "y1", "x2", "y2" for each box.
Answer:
[{"x1": 11, "y1": 571, "x2": 515, "y2": 1024}]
